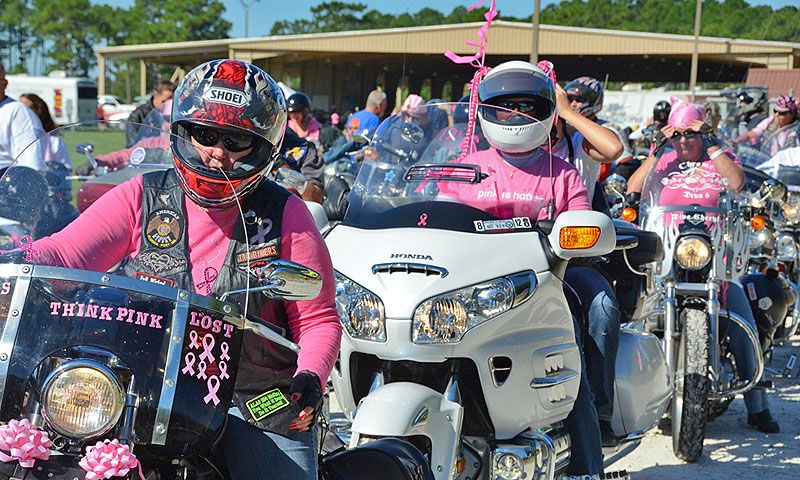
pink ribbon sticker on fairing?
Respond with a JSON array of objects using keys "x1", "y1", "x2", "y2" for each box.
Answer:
[
  {"x1": 189, "y1": 330, "x2": 201, "y2": 349},
  {"x1": 199, "y1": 333, "x2": 216, "y2": 363},
  {"x1": 220, "y1": 341, "x2": 231, "y2": 361},
  {"x1": 204, "y1": 376, "x2": 221, "y2": 405},
  {"x1": 181, "y1": 352, "x2": 196, "y2": 376},
  {"x1": 418, "y1": 213, "x2": 429, "y2": 227}
]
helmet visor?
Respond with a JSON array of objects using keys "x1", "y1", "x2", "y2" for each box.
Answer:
[{"x1": 478, "y1": 70, "x2": 555, "y2": 108}]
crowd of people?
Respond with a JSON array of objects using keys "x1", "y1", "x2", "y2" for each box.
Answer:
[{"x1": 1, "y1": 54, "x2": 799, "y2": 480}]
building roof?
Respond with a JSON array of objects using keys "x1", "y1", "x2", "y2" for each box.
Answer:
[{"x1": 96, "y1": 21, "x2": 800, "y2": 69}]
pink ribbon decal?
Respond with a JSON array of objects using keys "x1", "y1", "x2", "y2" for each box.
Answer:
[
  {"x1": 181, "y1": 352, "x2": 196, "y2": 376},
  {"x1": 199, "y1": 334, "x2": 215, "y2": 363},
  {"x1": 196, "y1": 266, "x2": 218, "y2": 296},
  {"x1": 204, "y1": 376, "x2": 221, "y2": 405},
  {"x1": 0, "y1": 418, "x2": 52, "y2": 468},
  {"x1": 17, "y1": 236, "x2": 41, "y2": 263},
  {"x1": 188, "y1": 330, "x2": 200, "y2": 349},
  {"x1": 79, "y1": 439, "x2": 145, "y2": 480},
  {"x1": 219, "y1": 361, "x2": 229, "y2": 380},
  {"x1": 220, "y1": 342, "x2": 230, "y2": 361},
  {"x1": 197, "y1": 360, "x2": 207, "y2": 380},
  {"x1": 417, "y1": 213, "x2": 429, "y2": 227}
]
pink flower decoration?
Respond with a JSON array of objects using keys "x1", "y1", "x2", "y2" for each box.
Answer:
[
  {"x1": 0, "y1": 418, "x2": 53, "y2": 468},
  {"x1": 79, "y1": 439, "x2": 142, "y2": 480}
]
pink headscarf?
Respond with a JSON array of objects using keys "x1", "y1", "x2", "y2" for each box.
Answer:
[
  {"x1": 402, "y1": 94, "x2": 424, "y2": 112},
  {"x1": 668, "y1": 97, "x2": 705, "y2": 129}
]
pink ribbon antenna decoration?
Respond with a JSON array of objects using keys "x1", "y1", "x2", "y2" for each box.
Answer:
[
  {"x1": 443, "y1": 0, "x2": 498, "y2": 162},
  {"x1": 0, "y1": 418, "x2": 52, "y2": 468},
  {"x1": 79, "y1": 439, "x2": 146, "y2": 480}
]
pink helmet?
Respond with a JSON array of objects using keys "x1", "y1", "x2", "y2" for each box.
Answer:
[
  {"x1": 775, "y1": 95, "x2": 798, "y2": 114},
  {"x1": 668, "y1": 98, "x2": 706, "y2": 129}
]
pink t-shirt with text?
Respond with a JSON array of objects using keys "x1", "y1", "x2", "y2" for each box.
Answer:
[
  {"x1": 33, "y1": 176, "x2": 341, "y2": 386},
  {"x1": 288, "y1": 117, "x2": 321, "y2": 142},
  {"x1": 437, "y1": 148, "x2": 590, "y2": 220}
]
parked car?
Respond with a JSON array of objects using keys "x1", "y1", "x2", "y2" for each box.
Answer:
[{"x1": 97, "y1": 95, "x2": 136, "y2": 122}]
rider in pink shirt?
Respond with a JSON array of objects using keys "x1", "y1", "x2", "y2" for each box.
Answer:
[
  {"x1": 287, "y1": 92, "x2": 321, "y2": 143},
  {"x1": 31, "y1": 60, "x2": 339, "y2": 480}
]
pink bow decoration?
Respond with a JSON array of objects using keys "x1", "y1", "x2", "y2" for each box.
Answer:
[
  {"x1": 79, "y1": 439, "x2": 145, "y2": 480},
  {"x1": 0, "y1": 418, "x2": 53, "y2": 468},
  {"x1": 444, "y1": 0, "x2": 498, "y2": 65}
]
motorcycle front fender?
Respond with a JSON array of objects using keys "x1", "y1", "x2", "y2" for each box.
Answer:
[{"x1": 350, "y1": 382, "x2": 462, "y2": 480}]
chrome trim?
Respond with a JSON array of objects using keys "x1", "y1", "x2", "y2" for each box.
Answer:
[
  {"x1": 708, "y1": 282, "x2": 721, "y2": 389},
  {"x1": 0, "y1": 264, "x2": 31, "y2": 411},
  {"x1": 508, "y1": 271, "x2": 537, "y2": 307},
  {"x1": 371, "y1": 262, "x2": 449, "y2": 278},
  {"x1": 40, "y1": 360, "x2": 125, "y2": 440},
  {"x1": 674, "y1": 281, "x2": 714, "y2": 294},
  {"x1": 530, "y1": 369, "x2": 579, "y2": 388},
  {"x1": 710, "y1": 309, "x2": 764, "y2": 399},
  {"x1": 529, "y1": 430, "x2": 557, "y2": 480},
  {"x1": 151, "y1": 292, "x2": 190, "y2": 445}
]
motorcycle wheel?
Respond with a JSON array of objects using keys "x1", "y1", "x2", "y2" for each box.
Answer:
[{"x1": 671, "y1": 308, "x2": 710, "y2": 463}]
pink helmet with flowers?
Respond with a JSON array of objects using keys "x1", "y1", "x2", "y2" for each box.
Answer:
[{"x1": 775, "y1": 95, "x2": 798, "y2": 114}]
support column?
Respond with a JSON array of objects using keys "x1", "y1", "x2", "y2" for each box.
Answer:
[
  {"x1": 139, "y1": 59, "x2": 147, "y2": 98},
  {"x1": 97, "y1": 54, "x2": 106, "y2": 96}
]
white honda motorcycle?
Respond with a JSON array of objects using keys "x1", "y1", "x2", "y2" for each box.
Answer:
[{"x1": 325, "y1": 103, "x2": 671, "y2": 480}]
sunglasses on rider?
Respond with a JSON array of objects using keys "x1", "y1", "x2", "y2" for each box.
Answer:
[
  {"x1": 568, "y1": 95, "x2": 590, "y2": 105},
  {"x1": 774, "y1": 110, "x2": 792, "y2": 116},
  {"x1": 493, "y1": 100, "x2": 539, "y2": 115},
  {"x1": 671, "y1": 130, "x2": 700, "y2": 139},
  {"x1": 188, "y1": 124, "x2": 257, "y2": 152}
]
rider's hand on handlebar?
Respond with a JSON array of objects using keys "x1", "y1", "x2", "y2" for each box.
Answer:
[{"x1": 289, "y1": 370, "x2": 323, "y2": 433}]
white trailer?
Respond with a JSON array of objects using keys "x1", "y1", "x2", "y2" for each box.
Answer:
[{"x1": 4, "y1": 72, "x2": 98, "y2": 125}]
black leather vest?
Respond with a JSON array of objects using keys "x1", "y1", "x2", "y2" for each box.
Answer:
[{"x1": 125, "y1": 170, "x2": 303, "y2": 435}]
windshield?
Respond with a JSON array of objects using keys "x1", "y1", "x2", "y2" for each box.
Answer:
[
  {"x1": 739, "y1": 121, "x2": 800, "y2": 167},
  {"x1": 0, "y1": 120, "x2": 269, "y2": 317},
  {"x1": 343, "y1": 102, "x2": 555, "y2": 232}
]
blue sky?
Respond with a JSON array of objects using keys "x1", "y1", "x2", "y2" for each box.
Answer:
[{"x1": 94, "y1": 0, "x2": 797, "y2": 39}]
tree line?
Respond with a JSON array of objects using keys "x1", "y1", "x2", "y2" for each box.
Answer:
[{"x1": 1, "y1": 0, "x2": 796, "y2": 96}]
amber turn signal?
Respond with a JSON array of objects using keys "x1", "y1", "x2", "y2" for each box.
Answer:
[
  {"x1": 621, "y1": 207, "x2": 637, "y2": 222},
  {"x1": 559, "y1": 226, "x2": 601, "y2": 250},
  {"x1": 751, "y1": 215, "x2": 766, "y2": 231}
]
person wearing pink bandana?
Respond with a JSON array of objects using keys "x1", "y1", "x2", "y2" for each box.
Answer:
[{"x1": 628, "y1": 100, "x2": 779, "y2": 434}]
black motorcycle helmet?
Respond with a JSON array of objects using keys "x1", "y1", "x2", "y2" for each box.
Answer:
[
  {"x1": 453, "y1": 95, "x2": 470, "y2": 124},
  {"x1": 0, "y1": 166, "x2": 49, "y2": 224},
  {"x1": 653, "y1": 100, "x2": 671, "y2": 124},
  {"x1": 287, "y1": 92, "x2": 311, "y2": 113}
]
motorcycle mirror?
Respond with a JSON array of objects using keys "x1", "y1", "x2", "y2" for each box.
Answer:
[
  {"x1": 759, "y1": 179, "x2": 786, "y2": 202},
  {"x1": 75, "y1": 143, "x2": 94, "y2": 155},
  {"x1": 219, "y1": 259, "x2": 322, "y2": 302}
]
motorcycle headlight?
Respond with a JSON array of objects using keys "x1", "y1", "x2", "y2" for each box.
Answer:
[
  {"x1": 775, "y1": 233, "x2": 797, "y2": 261},
  {"x1": 675, "y1": 236, "x2": 712, "y2": 270},
  {"x1": 604, "y1": 174, "x2": 627, "y2": 198},
  {"x1": 413, "y1": 277, "x2": 515, "y2": 344},
  {"x1": 750, "y1": 227, "x2": 772, "y2": 250},
  {"x1": 335, "y1": 272, "x2": 386, "y2": 342},
  {"x1": 782, "y1": 203, "x2": 800, "y2": 224},
  {"x1": 41, "y1": 362, "x2": 124, "y2": 439}
]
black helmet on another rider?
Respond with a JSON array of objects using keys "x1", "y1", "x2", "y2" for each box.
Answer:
[
  {"x1": 653, "y1": 100, "x2": 671, "y2": 124},
  {"x1": 564, "y1": 76, "x2": 604, "y2": 118},
  {"x1": 736, "y1": 88, "x2": 768, "y2": 120},
  {"x1": 287, "y1": 92, "x2": 311, "y2": 113}
]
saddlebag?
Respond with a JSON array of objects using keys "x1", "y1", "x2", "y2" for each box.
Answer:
[{"x1": 321, "y1": 438, "x2": 434, "y2": 480}]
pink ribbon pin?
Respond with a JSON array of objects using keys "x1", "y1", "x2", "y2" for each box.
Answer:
[
  {"x1": 196, "y1": 266, "x2": 218, "y2": 296},
  {"x1": 204, "y1": 376, "x2": 221, "y2": 405}
]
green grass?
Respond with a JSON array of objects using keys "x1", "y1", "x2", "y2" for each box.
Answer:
[{"x1": 58, "y1": 126, "x2": 127, "y2": 206}]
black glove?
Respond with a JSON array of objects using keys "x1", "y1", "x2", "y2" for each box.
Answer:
[
  {"x1": 289, "y1": 370, "x2": 323, "y2": 412},
  {"x1": 652, "y1": 129, "x2": 668, "y2": 154},
  {"x1": 697, "y1": 122, "x2": 718, "y2": 149}
]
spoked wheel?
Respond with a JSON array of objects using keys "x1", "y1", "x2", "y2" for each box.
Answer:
[{"x1": 671, "y1": 308, "x2": 710, "y2": 462}]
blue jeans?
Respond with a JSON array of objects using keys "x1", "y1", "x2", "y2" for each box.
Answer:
[
  {"x1": 221, "y1": 407, "x2": 318, "y2": 480},
  {"x1": 724, "y1": 284, "x2": 769, "y2": 414},
  {"x1": 563, "y1": 314, "x2": 604, "y2": 476},
  {"x1": 564, "y1": 266, "x2": 621, "y2": 421}
]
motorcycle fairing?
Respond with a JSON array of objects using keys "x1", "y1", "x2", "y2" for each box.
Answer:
[{"x1": 0, "y1": 264, "x2": 243, "y2": 459}]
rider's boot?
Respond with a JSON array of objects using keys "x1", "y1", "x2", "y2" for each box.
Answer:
[{"x1": 747, "y1": 409, "x2": 780, "y2": 433}]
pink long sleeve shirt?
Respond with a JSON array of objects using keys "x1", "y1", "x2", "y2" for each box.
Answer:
[{"x1": 33, "y1": 176, "x2": 342, "y2": 386}]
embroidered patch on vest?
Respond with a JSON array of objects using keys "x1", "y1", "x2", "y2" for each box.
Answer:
[
  {"x1": 245, "y1": 388, "x2": 290, "y2": 422},
  {"x1": 138, "y1": 251, "x2": 187, "y2": 274},
  {"x1": 146, "y1": 209, "x2": 183, "y2": 249},
  {"x1": 134, "y1": 272, "x2": 175, "y2": 287}
]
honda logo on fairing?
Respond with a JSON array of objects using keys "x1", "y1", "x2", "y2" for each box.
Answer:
[
  {"x1": 205, "y1": 87, "x2": 246, "y2": 107},
  {"x1": 390, "y1": 253, "x2": 433, "y2": 260}
]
